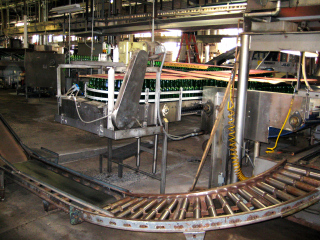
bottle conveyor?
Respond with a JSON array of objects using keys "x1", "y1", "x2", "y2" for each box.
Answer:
[{"x1": 1, "y1": 114, "x2": 320, "y2": 240}]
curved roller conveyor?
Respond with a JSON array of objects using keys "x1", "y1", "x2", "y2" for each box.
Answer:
[{"x1": 0, "y1": 114, "x2": 319, "y2": 239}]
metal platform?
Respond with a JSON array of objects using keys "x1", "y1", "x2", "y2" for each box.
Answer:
[{"x1": 1, "y1": 114, "x2": 320, "y2": 239}]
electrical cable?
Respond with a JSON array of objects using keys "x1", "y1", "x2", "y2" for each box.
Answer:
[
  {"x1": 266, "y1": 94, "x2": 295, "y2": 154},
  {"x1": 157, "y1": 99, "x2": 198, "y2": 140},
  {"x1": 73, "y1": 96, "x2": 111, "y2": 124},
  {"x1": 66, "y1": 84, "x2": 110, "y2": 124}
]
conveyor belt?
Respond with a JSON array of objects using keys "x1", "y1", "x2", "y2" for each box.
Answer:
[{"x1": 0, "y1": 114, "x2": 320, "y2": 239}]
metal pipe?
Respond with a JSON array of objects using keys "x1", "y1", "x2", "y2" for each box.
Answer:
[
  {"x1": 144, "y1": 199, "x2": 167, "y2": 220},
  {"x1": 171, "y1": 198, "x2": 182, "y2": 220},
  {"x1": 111, "y1": 198, "x2": 140, "y2": 214},
  {"x1": 107, "y1": 138, "x2": 113, "y2": 173},
  {"x1": 253, "y1": 141, "x2": 260, "y2": 173},
  {"x1": 160, "y1": 118, "x2": 168, "y2": 194},
  {"x1": 136, "y1": 137, "x2": 141, "y2": 167},
  {"x1": 232, "y1": 34, "x2": 250, "y2": 183},
  {"x1": 152, "y1": 134, "x2": 158, "y2": 173},
  {"x1": 244, "y1": 0, "x2": 281, "y2": 17},
  {"x1": 104, "y1": 197, "x2": 131, "y2": 210},
  {"x1": 256, "y1": 182, "x2": 294, "y2": 201},
  {"x1": 154, "y1": 70, "x2": 161, "y2": 124},
  {"x1": 68, "y1": 8, "x2": 71, "y2": 65},
  {"x1": 254, "y1": 141, "x2": 260, "y2": 160},
  {"x1": 249, "y1": 186, "x2": 280, "y2": 205},
  {"x1": 91, "y1": 0, "x2": 94, "y2": 61},
  {"x1": 272, "y1": 173, "x2": 315, "y2": 192},
  {"x1": 295, "y1": 54, "x2": 303, "y2": 91},
  {"x1": 265, "y1": 177, "x2": 306, "y2": 197},
  {"x1": 116, "y1": 199, "x2": 148, "y2": 218},
  {"x1": 217, "y1": 194, "x2": 234, "y2": 215},
  {"x1": 159, "y1": 199, "x2": 178, "y2": 220},
  {"x1": 23, "y1": 15, "x2": 28, "y2": 48},
  {"x1": 279, "y1": 169, "x2": 320, "y2": 187},
  {"x1": 178, "y1": 198, "x2": 189, "y2": 220},
  {"x1": 193, "y1": 197, "x2": 201, "y2": 219},
  {"x1": 238, "y1": 188, "x2": 266, "y2": 209},
  {"x1": 107, "y1": 67, "x2": 115, "y2": 130},
  {"x1": 57, "y1": 66, "x2": 62, "y2": 97},
  {"x1": 205, "y1": 195, "x2": 217, "y2": 217},
  {"x1": 152, "y1": 0, "x2": 154, "y2": 42},
  {"x1": 227, "y1": 192, "x2": 250, "y2": 212},
  {"x1": 130, "y1": 199, "x2": 157, "y2": 219}
]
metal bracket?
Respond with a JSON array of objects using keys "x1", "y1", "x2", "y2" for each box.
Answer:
[
  {"x1": 70, "y1": 206, "x2": 84, "y2": 225},
  {"x1": 183, "y1": 231, "x2": 206, "y2": 240}
]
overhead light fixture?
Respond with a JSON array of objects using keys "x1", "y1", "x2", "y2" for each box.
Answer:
[
  {"x1": 281, "y1": 50, "x2": 318, "y2": 58},
  {"x1": 51, "y1": 4, "x2": 82, "y2": 14}
]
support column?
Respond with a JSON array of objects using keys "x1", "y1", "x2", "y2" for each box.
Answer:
[
  {"x1": 231, "y1": 34, "x2": 250, "y2": 183},
  {"x1": 23, "y1": 15, "x2": 28, "y2": 48}
]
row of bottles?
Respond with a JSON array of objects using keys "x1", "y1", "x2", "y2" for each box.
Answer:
[
  {"x1": 147, "y1": 61, "x2": 226, "y2": 72},
  {"x1": 248, "y1": 82, "x2": 294, "y2": 93},
  {"x1": 86, "y1": 77, "x2": 294, "y2": 101},
  {"x1": 86, "y1": 78, "x2": 230, "y2": 101},
  {"x1": 70, "y1": 55, "x2": 99, "y2": 61}
]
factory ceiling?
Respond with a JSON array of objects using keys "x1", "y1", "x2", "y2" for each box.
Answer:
[{"x1": 0, "y1": 0, "x2": 320, "y2": 37}]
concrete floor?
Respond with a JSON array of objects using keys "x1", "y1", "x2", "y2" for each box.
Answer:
[{"x1": 0, "y1": 89, "x2": 319, "y2": 239}]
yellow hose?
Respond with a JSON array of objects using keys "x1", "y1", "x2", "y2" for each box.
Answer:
[
  {"x1": 266, "y1": 95, "x2": 295, "y2": 154},
  {"x1": 228, "y1": 84, "x2": 249, "y2": 181}
]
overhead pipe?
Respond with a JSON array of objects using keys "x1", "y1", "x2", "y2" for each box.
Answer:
[{"x1": 244, "y1": 0, "x2": 280, "y2": 18}]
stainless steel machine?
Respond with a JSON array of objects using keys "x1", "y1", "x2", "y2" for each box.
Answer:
[
  {"x1": 55, "y1": 44, "x2": 169, "y2": 192},
  {"x1": 201, "y1": 87, "x2": 311, "y2": 187}
]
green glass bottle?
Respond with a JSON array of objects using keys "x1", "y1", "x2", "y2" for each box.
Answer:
[
  {"x1": 150, "y1": 79, "x2": 155, "y2": 99},
  {"x1": 160, "y1": 80, "x2": 165, "y2": 99},
  {"x1": 189, "y1": 80, "x2": 195, "y2": 97}
]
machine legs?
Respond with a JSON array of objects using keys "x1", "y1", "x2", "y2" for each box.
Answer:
[
  {"x1": 43, "y1": 200, "x2": 58, "y2": 212},
  {"x1": 107, "y1": 138, "x2": 113, "y2": 173},
  {"x1": 100, "y1": 132, "x2": 166, "y2": 193},
  {"x1": 183, "y1": 231, "x2": 205, "y2": 240},
  {"x1": 160, "y1": 119, "x2": 168, "y2": 194},
  {"x1": 136, "y1": 137, "x2": 141, "y2": 168},
  {"x1": 70, "y1": 206, "x2": 84, "y2": 225},
  {"x1": 152, "y1": 134, "x2": 158, "y2": 174}
]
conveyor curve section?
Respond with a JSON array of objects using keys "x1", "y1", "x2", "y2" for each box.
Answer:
[{"x1": 0, "y1": 114, "x2": 320, "y2": 236}]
